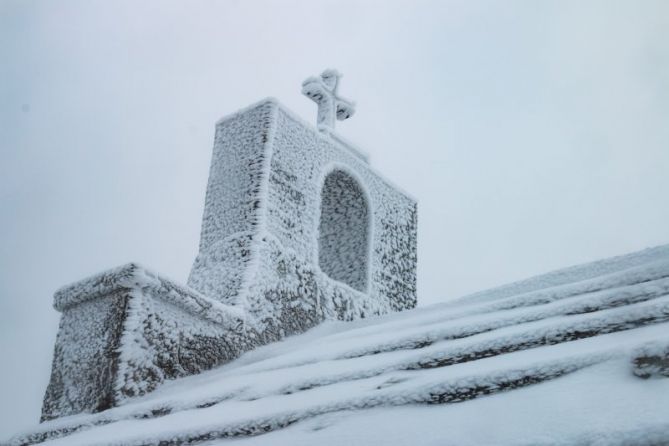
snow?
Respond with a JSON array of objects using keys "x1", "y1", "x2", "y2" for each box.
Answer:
[
  {"x1": 9, "y1": 244, "x2": 669, "y2": 445},
  {"x1": 458, "y1": 244, "x2": 669, "y2": 304},
  {"x1": 219, "y1": 359, "x2": 669, "y2": 446}
]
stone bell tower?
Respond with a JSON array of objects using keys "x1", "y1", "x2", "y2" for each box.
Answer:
[{"x1": 41, "y1": 70, "x2": 417, "y2": 421}]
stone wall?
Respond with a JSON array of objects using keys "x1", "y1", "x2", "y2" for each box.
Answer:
[{"x1": 41, "y1": 98, "x2": 417, "y2": 421}]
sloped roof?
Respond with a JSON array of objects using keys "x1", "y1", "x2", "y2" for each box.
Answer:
[{"x1": 10, "y1": 245, "x2": 669, "y2": 446}]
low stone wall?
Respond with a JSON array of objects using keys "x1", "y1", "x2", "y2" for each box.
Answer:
[
  {"x1": 41, "y1": 253, "x2": 384, "y2": 421},
  {"x1": 42, "y1": 264, "x2": 246, "y2": 421}
]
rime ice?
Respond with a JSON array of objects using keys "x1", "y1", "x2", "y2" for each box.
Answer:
[
  {"x1": 301, "y1": 69, "x2": 355, "y2": 130},
  {"x1": 40, "y1": 73, "x2": 417, "y2": 422}
]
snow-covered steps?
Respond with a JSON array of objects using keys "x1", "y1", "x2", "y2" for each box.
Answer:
[
  {"x1": 8, "y1": 245, "x2": 669, "y2": 446},
  {"x1": 11, "y1": 327, "x2": 666, "y2": 446},
  {"x1": 340, "y1": 275, "x2": 669, "y2": 361}
]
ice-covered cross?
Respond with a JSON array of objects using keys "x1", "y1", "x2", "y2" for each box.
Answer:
[{"x1": 302, "y1": 69, "x2": 356, "y2": 131}]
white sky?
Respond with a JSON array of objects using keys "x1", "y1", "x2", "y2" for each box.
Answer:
[{"x1": 1, "y1": 0, "x2": 668, "y2": 437}]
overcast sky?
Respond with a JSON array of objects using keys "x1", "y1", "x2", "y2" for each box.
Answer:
[{"x1": 1, "y1": 0, "x2": 668, "y2": 437}]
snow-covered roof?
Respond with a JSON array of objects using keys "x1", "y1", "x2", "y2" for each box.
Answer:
[{"x1": 10, "y1": 245, "x2": 669, "y2": 446}]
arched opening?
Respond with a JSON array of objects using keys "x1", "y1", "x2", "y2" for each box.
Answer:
[{"x1": 318, "y1": 169, "x2": 369, "y2": 292}]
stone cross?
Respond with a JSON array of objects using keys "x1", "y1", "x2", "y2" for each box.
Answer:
[{"x1": 302, "y1": 69, "x2": 356, "y2": 131}]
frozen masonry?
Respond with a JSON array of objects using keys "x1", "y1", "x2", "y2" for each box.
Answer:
[
  {"x1": 6, "y1": 71, "x2": 668, "y2": 446},
  {"x1": 39, "y1": 70, "x2": 418, "y2": 423}
]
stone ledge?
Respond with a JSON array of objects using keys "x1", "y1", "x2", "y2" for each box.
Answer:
[{"x1": 54, "y1": 263, "x2": 244, "y2": 327}]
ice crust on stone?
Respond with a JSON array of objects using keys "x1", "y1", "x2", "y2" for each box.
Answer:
[
  {"x1": 39, "y1": 98, "x2": 417, "y2": 422},
  {"x1": 188, "y1": 99, "x2": 416, "y2": 317}
]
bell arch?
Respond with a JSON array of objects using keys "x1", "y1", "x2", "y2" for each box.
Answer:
[{"x1": 317, "y1": 168, "x2": 370, "y2": 292}]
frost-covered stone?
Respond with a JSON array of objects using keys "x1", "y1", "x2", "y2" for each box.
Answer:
[
  {"x1": 42, "y1": 263, "x2": 247, "y2": 421},
  {"x1": 301, "y1": 69, "x2": 355, "y2": 130},
  {"x1": 41, "y1": 76, "x2": 417, "y2": 422},
  {"x1": 188, "y1": 96, "x2": 417, "y2": 318},
  {"x1": 631, "y1": 341, "x2": 669, "y2": 379}
]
